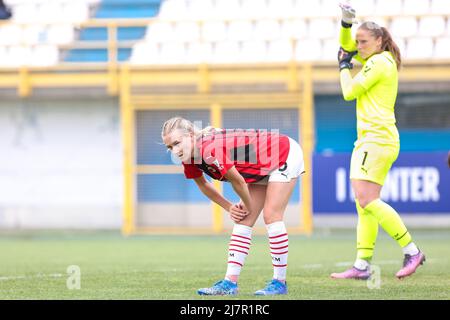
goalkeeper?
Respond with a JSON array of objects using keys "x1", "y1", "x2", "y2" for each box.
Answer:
[{"x1": 331, "y1": 4, "x2": 425, "y2": 280}]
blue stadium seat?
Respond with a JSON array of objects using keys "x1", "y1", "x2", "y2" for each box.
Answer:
[
  {"x1": 64, "y1": 0, "x2": 162, "y2": 63},
  {"x1": 95, "y1": 0, "x2": 161, "y2": 18},
  {"x1": 64, "y1": 48, "x2": 132, "y2": 62},
  {"x1": 78, "y1": 26, "x2": 147, "y2": 41}
]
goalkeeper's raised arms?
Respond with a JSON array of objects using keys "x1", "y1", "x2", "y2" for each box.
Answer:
[
  {"x1": 338, "y1": 47, "x2": 357, "y2": 71},
  {"x1": 339, "y1": 2, "x2": 356, "y2": 27}
]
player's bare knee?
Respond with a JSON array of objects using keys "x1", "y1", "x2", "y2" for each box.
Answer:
[
  {"x1": 238, "y1": 218, "x2": 257, "y2": 228},
  {"x1": 353, "y1": 189, "x2": 375, "y2": 208},
  {"x1": 356, "y1": 197, "x2": 375, "y2": 209},
  {"x1": 263, "y1": 212, "x2": 283, "y2": 225}
]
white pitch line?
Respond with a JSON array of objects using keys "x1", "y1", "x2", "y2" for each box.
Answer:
[
  {"x1": 301, "y1": 264, "x2": 323, "y2": 269},
  {"x1": 373, "y1": 260, "x2": 398, "y2": 265},
  {"x1": 335, "y1": 261, "x2": 353, "y2": 267},
  {"x1": 0, "y1": 275, "x2": 26, "y2": 281},
  {"x1": 0, "y1": 258, "x2": 438, "y2": 281},
  {"x1": 0, "y1": 273, "x2": 63, "y2": 282}
]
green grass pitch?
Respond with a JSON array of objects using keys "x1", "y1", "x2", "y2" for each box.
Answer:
[{"x1": 0, "y1": 229, "x2": 448, "y2": 300}]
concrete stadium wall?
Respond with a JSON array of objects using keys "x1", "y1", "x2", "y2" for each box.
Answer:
[
  {"x1": 137, "y1": 204, "x2": 301, "y2": 229},
  {"x1": 0, "y1": 95, "x2": 122, "y2": 229}
]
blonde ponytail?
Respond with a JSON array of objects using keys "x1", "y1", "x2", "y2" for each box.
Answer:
[{"x1": 161, "y1": 117, "x2": 214, "y2": 140}]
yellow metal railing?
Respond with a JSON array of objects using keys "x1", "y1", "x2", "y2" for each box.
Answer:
[
  {"x1": 2, "y1": 61, "x2": 450, "y2": 99},
  {"x1": 119, "y1": 65, "x2": 135, "y2": 236}
]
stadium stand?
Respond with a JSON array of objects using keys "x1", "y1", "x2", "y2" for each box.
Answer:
[
  {"x1": 65, "y1": 0, "x2": 162, "y2": 62},
  {"x1": 0, "y1": 0, "x2": 450, "y2": 66},
  {"x1": 374, "y1": 0, "x2": 402, "y2": 16},
  {"x1": 0, "y1": 0, "x2": 98, "y2": 66},
  {"x1": 0, "y1": 0, "x2": 162, "y2": 65},
  {"x1": 130, "y1": 0, "x2": 450, "y2": 65},
  {"x1": 0, "y1": 0, "x2": 11, "y2": 19}
]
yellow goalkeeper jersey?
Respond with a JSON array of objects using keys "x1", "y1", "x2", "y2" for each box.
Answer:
[{"x1": 339, "y1": 27, "x2": 400, "y2": 147}]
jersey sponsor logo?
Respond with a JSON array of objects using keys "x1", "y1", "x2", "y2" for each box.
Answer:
[
  {"x1": 206, "y1": 165, "x2": 217, "y2": 173},
  {"x1": 212, "y1": 159, "x2": 224, "y2": 170},
  {"x1": 231, "y1": 144, "x2": 257, "y2": 164},
  {"x1": 204, "y1": 156, "x2": 224, "y2": 171}
]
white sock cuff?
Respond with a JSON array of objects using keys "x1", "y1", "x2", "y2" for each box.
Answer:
[
  {"x1": 403, "y1": 242, "x2": 419, "y2": 256},
  {"x1": 232, "y1": 224, "x2": 253, "y2": 238},
  {"x1": 354, "y1": 258, "x2": 370, "y2": 270},
  {"x1": 266, "y1": 221, "x2": 286, "y2": 234}
]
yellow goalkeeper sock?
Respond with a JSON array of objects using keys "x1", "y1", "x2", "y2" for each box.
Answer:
[
  {"x1": 355, "y1": 199, "x2": 378, "y2": 261},
  {"x1": 364, "y1": 199, "x2": 412, "y2": 248}
]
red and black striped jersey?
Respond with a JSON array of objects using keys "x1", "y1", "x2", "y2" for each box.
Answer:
[{"x1": 183, "y1": 129, "x2": 290, "y2": 183}]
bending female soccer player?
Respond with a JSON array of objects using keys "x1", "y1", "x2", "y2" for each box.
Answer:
[
  {"x1": 161, "y1": 117, "x2": 305, "y2": 295},
  {"x1": 331, "y1": 4, "x2": 425, "y2": 280}
]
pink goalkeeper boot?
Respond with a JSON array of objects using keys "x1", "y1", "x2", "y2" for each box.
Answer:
[
  {"x1": 396, "y1": 251, "x2": 426, "y2": 279},
  {"x1": 330, "y1": 267, "x2": 371, "y2": 280}
]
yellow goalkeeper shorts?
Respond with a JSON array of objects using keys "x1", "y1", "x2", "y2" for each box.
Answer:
[{"x1": 350, "y1": 142, "x2": 399, "y2": 185}]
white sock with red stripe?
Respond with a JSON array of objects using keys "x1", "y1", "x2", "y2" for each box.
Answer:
[
  {"x1": 225, "y1": 224, "x2": 252, "y2": 283},
  {"x1": 267, "y1": 221, "x2": 288, "y2": 282}
]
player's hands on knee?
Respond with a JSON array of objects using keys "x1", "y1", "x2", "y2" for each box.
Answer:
[
  {"x1": 339, "y1": 2, "x2": 356, "y2": 26},
  {"x1": 237, "y1": 201, "x2": 248, "y2": 212},
  {"x1": 229, "y1": 203, "x2": 249, "y2": 222},
  {"x1": 338, "y1": 47, "x2": 357, "y2": 71}
]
